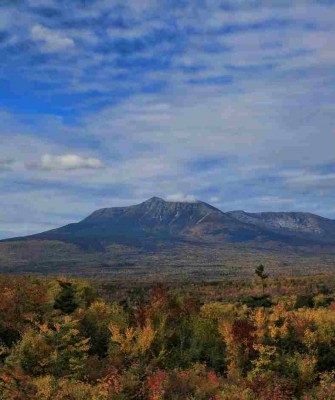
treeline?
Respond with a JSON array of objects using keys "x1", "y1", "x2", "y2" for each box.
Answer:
[{"x1": 0, "y1": 273, "x2": 335, "y2": 399}]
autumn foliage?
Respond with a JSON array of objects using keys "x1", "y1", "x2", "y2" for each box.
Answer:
[{"x1": 1, "y1": 273, "x2": 335, "y2": 399}]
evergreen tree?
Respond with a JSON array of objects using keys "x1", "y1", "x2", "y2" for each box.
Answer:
[
  {"x1": 54, "y1": 281, "x2": 78, "y2": 314},
  {"x1": 255, "y1": 264, "x2": 268, "y2": 295}
]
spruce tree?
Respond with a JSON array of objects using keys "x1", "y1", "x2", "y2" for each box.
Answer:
[
  {"x1": 255, "y1": 264, "x2": 268, "y2": 295},
  {"x1": 54, "y1": 281, "x2": 78, "y2": 314}
]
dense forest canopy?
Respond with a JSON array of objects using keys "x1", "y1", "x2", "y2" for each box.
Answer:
[{"x1": 1, "y1": 273, "x2": 335, "y2": 399}]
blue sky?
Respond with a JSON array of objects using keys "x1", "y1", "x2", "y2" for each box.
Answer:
[{"x1": 1, "y1": 0, "x2": 335, "y2": 238}]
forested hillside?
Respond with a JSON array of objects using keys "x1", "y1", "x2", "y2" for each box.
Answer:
[{"x1": 1, "y1": 273, "x2": 335, "y2": 399}]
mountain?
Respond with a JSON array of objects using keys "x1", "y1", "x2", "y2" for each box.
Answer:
[
  {"x1": 22, "y1": 196, "x2": 231, "y2": 246},
  {"x1": 17, "y1": 197, "x2": 335, "y2": 246},
  {"x1": 1, "y1": 197, "x2": 335, "y2": 277},
  {"x1": 4, "y1": 197, "x2": 297, "y2": 248}
]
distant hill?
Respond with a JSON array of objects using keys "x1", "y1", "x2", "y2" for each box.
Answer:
[{"x1": 1, "y1": 197, "x2": 335, "y2": 278}]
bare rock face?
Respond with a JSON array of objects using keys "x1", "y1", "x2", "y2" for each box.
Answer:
[{"x1": 227, "y1": 211, "x2": 335, "y2": 239}]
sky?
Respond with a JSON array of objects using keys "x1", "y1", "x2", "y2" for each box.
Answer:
[{"x1": 1, "y1": 0, "x2": 335, "y2": 239}]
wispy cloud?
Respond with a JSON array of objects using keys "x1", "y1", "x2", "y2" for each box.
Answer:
[
  {"x1": 166, "y1": 194, "x2": 197, "y2": 203},
  {"x1": 31, "y1": 24, "x2": 75, "y2": 52},
  {"x1": 26, "y1": 154, "x2": 103, "y2": 171},
  {"x1": 255, "y1": 196, "x2": 294, "y2": 206},
  {"x1": 0, "y1": 0, "x2": 335, "y2": 237}
]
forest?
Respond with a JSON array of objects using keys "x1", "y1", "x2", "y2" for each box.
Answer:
[{"x1": 1, "y1": 271, "x2": 335, "y2": 399}]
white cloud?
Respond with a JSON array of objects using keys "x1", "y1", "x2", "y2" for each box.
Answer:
[
  {"x1": 27, "y1": 154, "x2": 104, "y2": 171},
  {"x1": 31, "y1": 24, "x2": 75, "y2": 52},
  {"x1": 1, "y1": 0, "x2": 335, "y2": 237},
  {"x1": 87, "y1": 73, "x2": 335, "y2": 166},
  {"x1": 166, "y1": 193, "x2": 197, "y2": 203}
]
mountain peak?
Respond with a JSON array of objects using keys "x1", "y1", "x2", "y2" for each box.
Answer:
[
  {"x1": 144, "y1": 196, "x2": 201, "y2": 204},
  {"x1": 3, "y1": 197, "x2": 335, "y2": 258},
  {"x1": 143, "y1": 196, "x2": 165, "y2": 204}
]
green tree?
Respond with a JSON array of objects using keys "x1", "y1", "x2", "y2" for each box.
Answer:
[
  {"x1": 255, "y1": 264, "x2": 268, "y2": 295},
  {"x1": 15, "y1": 317, "x2": 89, "y2": 379},
  {"x1": 54, "y1": 281, "x2": 78, "y2": 314}
]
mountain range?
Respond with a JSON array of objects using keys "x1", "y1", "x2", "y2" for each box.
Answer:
[{"x1": 1, "y1": 197, "x2": 335, "y2": 278}]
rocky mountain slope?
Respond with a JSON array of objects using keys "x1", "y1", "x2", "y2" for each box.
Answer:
[
  {"x1": 227, "y1": 210, "x2": 335, "y2": 243},
  {"x1": 1, "y1": 197, "x2": 335, "y2": 277},
  {"x1": 4, "y1": 196, "x2": 335, "y2": 248}
]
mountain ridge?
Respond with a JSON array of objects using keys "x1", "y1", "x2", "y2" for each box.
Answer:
[
  {"x1": 3, "y1": 196, "x2": 335, "y2": 246},
  {"x1": 2, "y1": 197, "x2": 335, "y2": 277}
]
